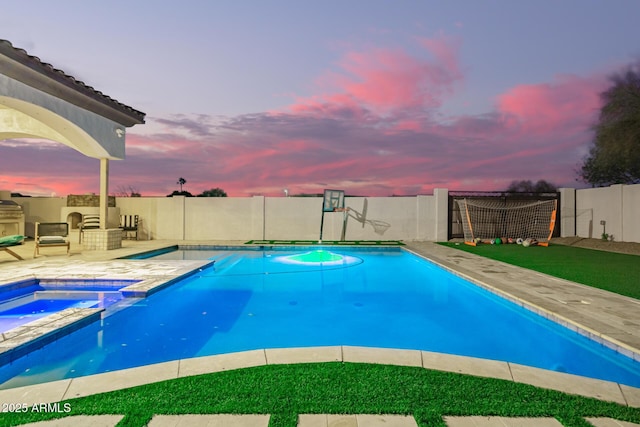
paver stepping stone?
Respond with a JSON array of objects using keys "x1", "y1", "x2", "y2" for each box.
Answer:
[
  {"x1": 17, "y1": 415, "x2": 124, "y2": 427},
  {"x1": 298, "y1": 414, "x2": 418, "y2": 426},
  {"x1": 585, "y1": 418, "x2": 640, "y2": 427},
  {"x1": 443, "y1": 416, "x2": 563, "y2": 426},
  {"x1": 147, "y1": 414, "x2": 270, "y2": 427}
]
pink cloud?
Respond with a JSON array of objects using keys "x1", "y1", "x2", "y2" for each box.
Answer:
[
  {"x1": 0, "y1": 144, "x2": 99, "y2": 196},
  {"x1": 497, "y1": 74, "x2": 606, "y2": 135},
  {"x1": 2, "y1": 34, "x2": 619, "y2": 199},
  {"x1": 388, "y1": 119, "x2": 424, "y2": 133},
  {"x1": 417, "y1": 34, "x2": 463, "y2": 86},
  {"x1": 290, "y1": 34, "x2": 463, "y2": 118}
]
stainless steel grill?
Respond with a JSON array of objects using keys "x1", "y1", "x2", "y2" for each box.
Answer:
[{"x1": 0, "y1": 199, "x2": 25, "y2": 236}]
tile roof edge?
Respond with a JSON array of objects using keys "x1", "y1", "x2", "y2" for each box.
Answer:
[{"x1": 0, "y1": 39, "x2": 145, "y2": 126}]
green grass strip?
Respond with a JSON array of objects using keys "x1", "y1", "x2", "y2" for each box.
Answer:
[
  {"x1": 245, "y1": 240, "x2": 405, "y2": 246},
  {"x1": 0, "y1": 363, "x2": 638, "y2": 427},
  {"x1": 439, "y1": 242, "x2": 640, "y2": 300}
]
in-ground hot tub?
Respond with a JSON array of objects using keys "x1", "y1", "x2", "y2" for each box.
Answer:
[{"x1": 0, "y1": 278, "x2": 138, "y2": 333}]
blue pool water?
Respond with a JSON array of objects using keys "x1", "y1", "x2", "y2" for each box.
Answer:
[
  {"x1": 1, "y1": 247, "x2": 639, "y2": 389},
  {"x1": 0, "y1": 280, "x2": 133, "y2": 333}
]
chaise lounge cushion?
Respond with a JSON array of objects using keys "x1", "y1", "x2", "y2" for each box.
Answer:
[
  {"x1": 0, "y1": 235, "x2": 24, "y2": 246},
  {"x1": 38, "y1": 235, "x2": 67, "y2": 244}
]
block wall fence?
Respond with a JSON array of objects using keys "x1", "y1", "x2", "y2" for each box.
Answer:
[{"x1": 10, "y1": 184, "x2": 640, "y2": 243}]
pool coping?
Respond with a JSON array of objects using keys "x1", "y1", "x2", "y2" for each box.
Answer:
[
  {"x1": 0, "y1": 346, "x2": 638, "y2": 408},
  {"x1": 0, "y1": 241, "x2": 639, "y2": 408}
]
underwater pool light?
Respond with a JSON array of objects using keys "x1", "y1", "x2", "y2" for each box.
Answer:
[{"x1": 276, "y1": 250, "x2": 360, "y2": 266}]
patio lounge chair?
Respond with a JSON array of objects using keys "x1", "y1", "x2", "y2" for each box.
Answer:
[
  {"x1": 0, "y1": 234, "x2": 24, "y2": 260},
  {"x1": 79, "y1": 214, "x2": 100, "y2": 243},
  {"x1": 34, "y1": 222, "x2": 70, "y2": 257},
  {"x1": 120, "y1": 214, "x2": 139, "y2": 240}
]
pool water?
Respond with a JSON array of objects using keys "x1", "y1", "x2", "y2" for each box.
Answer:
[
  {"x1": 0, "y1": 280, "x2": 133, "y2": 333},
  {"x1": 1, "y1": 248, "x2": 639, "y2": 389},
  {"x1": 0, "y1": 294, "x2": 120, "y2": 333}
]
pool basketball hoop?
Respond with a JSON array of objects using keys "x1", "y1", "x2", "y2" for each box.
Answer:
[
  {"x1": 319, "y1": 189, "x2": 347, "y2": 242},
  {"x1": 322, "y1": 189, "x2": 345, "y2": 212}
]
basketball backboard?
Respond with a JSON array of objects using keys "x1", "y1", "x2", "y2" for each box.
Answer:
[{"x1": 322, "y1": 189, "x2": 344, "y2": 212}]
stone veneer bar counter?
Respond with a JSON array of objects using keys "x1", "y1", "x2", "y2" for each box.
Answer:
[{"x1": 82, "y1": 229, "x2": 122, "y2": 250}]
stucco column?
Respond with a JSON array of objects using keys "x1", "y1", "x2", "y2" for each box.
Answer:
[
  {"x1": 100, "y1": 158, "x2": 109, "y2": 229},
  {"x1": 433, "y1": 188, "x2": 449, "y2": 241},
  {"x1": 559, "y1": 188, "x2": 576, "y2": 237}
]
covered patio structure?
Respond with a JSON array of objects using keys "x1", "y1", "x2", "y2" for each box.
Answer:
[{"x1": 0, "y1": 39, "x2": 145, "y2": 249}]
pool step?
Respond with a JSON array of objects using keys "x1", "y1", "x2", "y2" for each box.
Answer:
[
  {"x1": 209, "y1": 254, "x2": 243, "y2": 273},
  {"x1": 0, "y1": 294, "x2": 35, "y2": 312}
]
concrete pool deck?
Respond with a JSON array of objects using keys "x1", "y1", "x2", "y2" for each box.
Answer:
[{"x1": 0, "y1": 239, "x2": 639, "y2": 426}]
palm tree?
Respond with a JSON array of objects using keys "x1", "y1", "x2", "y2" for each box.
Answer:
[{"x1": 177, "y1": 177, "x2": 186, "y2": 192}]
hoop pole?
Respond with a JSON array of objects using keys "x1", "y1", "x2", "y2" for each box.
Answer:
[
  {"x1": 319, "y1": 211, "x2": 325, "y2": 242},
  {"x1": 341, "y1": 208, "x2": 348, "y2": 241}
]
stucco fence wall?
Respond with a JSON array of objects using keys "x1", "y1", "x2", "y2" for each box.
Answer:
[
  {"x1": 114, "y1": 190, "x2": 448, "y2": 242},
  {"x1": 573, "y1": 184, "x2": 640, "y2": 243},
  {"x1": 10, "y1": 184, "x2": 640, "y2": 243}
]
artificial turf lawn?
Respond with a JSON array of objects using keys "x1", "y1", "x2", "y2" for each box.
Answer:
[
  {"x1": 1, "y1": 363, "x2": 639, "y2": 427},
  {"x1": 438, "y1": 242, "x2": 640, "y2": 300}
]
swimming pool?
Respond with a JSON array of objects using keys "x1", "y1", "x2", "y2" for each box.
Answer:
[{"x1": 1, "y1": 247, "x2": 639, "y2": 389}]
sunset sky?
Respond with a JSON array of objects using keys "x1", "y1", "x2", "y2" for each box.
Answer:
[{"x1": 2, "y1": 1, "x2": 639, "y2": 197}]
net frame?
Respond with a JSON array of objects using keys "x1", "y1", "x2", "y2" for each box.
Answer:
[{"x1": 456, "y1": 198, "x2": 557, "y2": 246}]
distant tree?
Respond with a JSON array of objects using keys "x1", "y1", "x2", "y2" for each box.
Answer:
[
  {"x1": 506, "y1": 180, "x2": 557, "y2": 193},
  {"x1": 167, "y1": 190, "x2": 193, "y2": 197},
  {"x1": 579, "y1": 63, "x2": 640, "y2": 186},
  {"x1": 198, "y1": 188, "x2": 227, "y2": 197},
  {"x1": 115, "y1": 185, "x2": 141, "y2": 197},
  {"x1": 177, "y1": 177, "x2": 187, "y2": 192}
]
